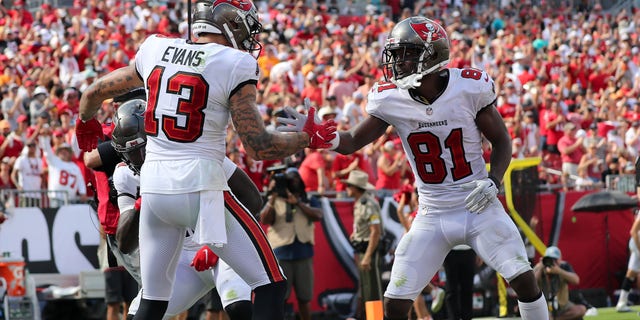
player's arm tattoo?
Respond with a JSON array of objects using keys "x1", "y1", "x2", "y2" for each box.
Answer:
[
  {"x1": 229, "y1": 84, "x2": 308, "y2": 160},
  {"x1": 79, "y1": 65, "x2": 144, "y2": 121}
]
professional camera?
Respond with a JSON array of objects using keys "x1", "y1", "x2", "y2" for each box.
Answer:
[
  {"x1": 273, "y1": 173, "x2": 289, "y2": 198},
  {"x1": 542, "y1": 256, "x2": 557, "y2": 268}
]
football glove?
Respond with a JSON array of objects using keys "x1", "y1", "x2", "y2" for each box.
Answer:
[
  {"x1": 75, "y1": 118, "x2": 104, "y2": 152},
  {"x1": 190, "y1": 245, "x2": 219, "y2": 272},
  {"x1": 277, "y1": 98, "x2": 339, "y2": 149},
  {"x1": 460, "y1": 178, "x2": 499, "y2": 214}
]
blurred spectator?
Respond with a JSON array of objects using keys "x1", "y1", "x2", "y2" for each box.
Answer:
[
  {"x1": 261, "y1": 168, "x2": 323, "y2": 320},
  {"x1": 300, "y1": 72, "x2": 324, "y2": 108},
  {"x1": 0, "y1": 156, "x2": 15, "y2": 189},
  {"x1": 342, "y1": 91, "x2": 365, "y2": 128},
  {"x1": 625, "y1": 121, "x2": 640, "y2": 159},
  {"x1": 375, "y1": 140, "x2": 407, "y2": 199},
  {"x1": 298, "y1": 149, "x2": 329, "y2": 196},
  {"x1": 577, "y1": 141, "x2": 604, "y2": 184},
  {"x1": 558, "y1": 123, "x2": 585, "y2": 191},
  {"x1": 601, "y1": 156, "x2": 622, "y2": 184},
  {"x1": 1, "y1": 84, "x2": 24, "y2": 131},
  {"x1": 29, "y1": 86, "x2": 52, "y2": 122},
  {"x1": 11, "y1": 140, "x2": 43, "y2": 207},
  {"x1": 331, "y1": 150, "x2": 370, "y2": 197},
  {"x1": 39, "y1": 135, "x2": 87, "y2": 207}
]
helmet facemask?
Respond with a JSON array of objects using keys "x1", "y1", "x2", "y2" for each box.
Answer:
[
  {"x1": 381, "y1": 17, "x2": 450, "y2": 90},
  {"x1": 117, "y1": 141, "x2": 146, "y2": 175},
  {"x1": 111, "y1": 99, "x2": 147, "y2": 175}
]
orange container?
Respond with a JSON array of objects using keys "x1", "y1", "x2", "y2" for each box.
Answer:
[
  {"x1": 0, "y1": 257, "x2": 26, "y2": 296},
  {"x1": 365, "y1": 300, "x2": 383, "y2": 320}
]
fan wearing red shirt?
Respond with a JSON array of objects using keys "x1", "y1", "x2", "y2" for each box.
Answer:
[
  {"x1": 298, "y1": 149, "x2": 328, "y2": 195},
  {"x1": 332, "y1": 151, "x2": 370, "y2": 194}
]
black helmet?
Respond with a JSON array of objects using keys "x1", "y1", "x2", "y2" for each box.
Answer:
[
  {"x1": 381, "y1": 17, "x2": 450, "y2": 89},
  {"x1": 192, "y1": 0, "x2": 263, "y2": 57},
  {"x1": 111, "y1": 99, "x2": 146, "y2": 175}
]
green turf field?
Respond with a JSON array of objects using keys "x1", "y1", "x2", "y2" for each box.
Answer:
[{"x1": 473, "y1": 307, "x2": 640, "y2": 319}]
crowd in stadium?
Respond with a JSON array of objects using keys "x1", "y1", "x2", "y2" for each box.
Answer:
[{"x1": 0, "y1": 0, "x2": 637, "y2": 203}]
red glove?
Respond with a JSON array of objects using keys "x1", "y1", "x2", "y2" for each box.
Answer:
[
  {"x1": 0, "y1": 213, "x2": 6, "y2": 224},
  {"x1": 303, "y1": 107, "x2": 337, "y2": 149},
  {"x1": 190, "y1": 245, "x2": 219, "y2": 271},
  {"x1": 134, "y1": 197, "x2": 142, "y2": 211},
  {"x1": 75, "y1": 118, "x2": 104, "y2": 152}
]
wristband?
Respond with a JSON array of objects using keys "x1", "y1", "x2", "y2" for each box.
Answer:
[
  {"x1": 328, "y1": 132, "x2": 341, "y2": 150},
  {"x1": 488, "y1": 175, "x2": 501, "y2": 187}
]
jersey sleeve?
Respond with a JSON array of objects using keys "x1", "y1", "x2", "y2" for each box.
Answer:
[
  {"x1": 222, "y1": 157, "x2": 237, "y2": 180},
  {"x1": 365, "y1": 81, "x2": 393, "y2": 123},
  {"x1": 134, "y1": 34, "x2": 157, "y2": 79},
  {"x1": 113, "y1": 164, "x2": 138, "y2": 211},
  {"x1": 95, "y1": 141, "x2": 120, "y2": 176},
  {"x1": 226, "y1": 53, "x2": 260, "y2": 99},
  {"x1": 474, "y1": 70, "x2": 497, "y2": 113}
]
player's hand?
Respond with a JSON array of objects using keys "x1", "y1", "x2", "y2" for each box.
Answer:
[
  {"x1": 460, "y1": 178, "x2": 499, "y2": 214},
  {"x1": 277, "y1": 98, "x2": 321, "y2": 133},
  {"x1": 0, "y1": 213, "x2": 7, "y2": 224},
  {"x1": 191, "y1": 245, "x2": 219, "y2": 272},
  {"x1": 278, "y1": 98, "x2": 340, "y2": 149},
  {"x1": 134, "y1": 197, "x2": 142, "y2": 211},
  {"x1": 75, "y1": 118, "x2": 103, "y2": 152}
]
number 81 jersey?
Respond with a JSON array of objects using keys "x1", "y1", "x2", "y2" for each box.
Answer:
[{"x1": 367, "y1": 68, "x2": 497, "y2": 208}]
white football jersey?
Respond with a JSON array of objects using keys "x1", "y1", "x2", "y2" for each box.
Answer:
[
  {"x1": 114, "y1": 157, "x2": 239, "y2": 214},
  {"x1": 39, "y1": 137, "x2": 86, "y2": 202},
  {"x1": 367, "y1": 68, "x2": 497, "y2": 208},
  {"x1": 135, "y1": 35, "x2": 259, "y2": 193}
]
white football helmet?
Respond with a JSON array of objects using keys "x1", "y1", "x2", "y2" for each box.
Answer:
[{"x1": 381, "y1": 17, "x2": 450, "y2": 89}]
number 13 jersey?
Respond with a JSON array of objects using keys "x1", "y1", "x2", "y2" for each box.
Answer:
[
  {"x1": 135, "y1": 35, "x2": 260, "y2": 193},
  {"x1": 366, "y1": 68, "x2": 497, "y2": 208}
]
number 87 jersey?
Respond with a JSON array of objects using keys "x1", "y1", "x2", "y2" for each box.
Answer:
[{"x1": 366, "y1": 68, "x2": 497, "y2": 208}]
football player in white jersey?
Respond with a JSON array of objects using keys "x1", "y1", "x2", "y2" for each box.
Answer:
[
  {"x1": 279, "y1": 17, "x2": 549, "y2": 320},
  {"x1": 76, "y1": 0, "x2": 336, "y2": 318},
  {"x1": 107, "y1": 100, "x2": 253, "y2": 319}
]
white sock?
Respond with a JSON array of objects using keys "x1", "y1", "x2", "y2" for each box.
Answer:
[
  {"x1": 618, "y1": 290, "x2": 630, "y2": 305},
  {"x1": 518, "y1": 293, "x2": 549, "y2": 320}
]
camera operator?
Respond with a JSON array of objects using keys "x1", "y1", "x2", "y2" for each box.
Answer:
[
  {"x1": 260, "y1": 167, "x2": 323, "y2": 320},
  {"x1": 533, "y1": 246, "x2": 586, "y2": 320}
]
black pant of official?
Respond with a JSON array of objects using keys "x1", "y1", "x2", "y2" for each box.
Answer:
[{"x1": 443, "y1": 248, "x2": 476, "y2": 320}]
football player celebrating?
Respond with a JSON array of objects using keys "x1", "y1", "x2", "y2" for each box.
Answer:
[
  {"x1": 76, "y1": 0, "x2": 336, "y2": 319},
  {"x1": 279, "y1": 17, "x2": 549, "y2": 320},
  {"x1": 108, "y1": 99, "x2": 253, "y2": 319}
]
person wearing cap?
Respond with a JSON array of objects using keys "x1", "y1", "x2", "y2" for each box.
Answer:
[
  {"x1": 344, "y1": 170, "x2": 383, "y2": 320},
  {"x1": 260, "y1": 168, "x2": 323, "y2": 320},
  {"x1": 59, "y1": 43, "x2": 80, "y2": 86},
  {"x1": 39, "y1": 132, "x2": 87, "y2": 207},
  {"x1": 318, "y1": 105, "x2": 338, "y2": 123},
  {"x1": 11, "y1": 138, "x2": 43, "y2": 207},
  {"x1": 557, "y1": 122, "x2": 585, "y2": 191},
  {"x1": 29, "y1": 86, "x2": 51, "y2": 124},
  {"x1": 534, "y1": 246, "x2": 588, "y2": 319}
]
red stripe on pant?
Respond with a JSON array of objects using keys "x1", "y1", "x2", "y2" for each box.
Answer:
[{"x1": 223, "y1": 191, "x2": 285, "y2": 283}]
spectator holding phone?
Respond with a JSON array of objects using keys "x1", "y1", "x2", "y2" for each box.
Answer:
[{"x1": 260, "y1": 167, "x2": 323, "y2": 320}]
